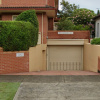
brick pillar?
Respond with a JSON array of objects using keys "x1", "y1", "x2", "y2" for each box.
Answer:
[{"x1": 43, "y1": 12, "x2": 48, "y2": 44}]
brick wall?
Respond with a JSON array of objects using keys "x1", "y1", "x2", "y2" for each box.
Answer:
[
  {"x1": 2, "y1": 13, "x2": 19, "y2": 21},
  {"x1": 0, "y1": 49, "x2": 29, "y2": 74},
  {"x1": 0, "y1": 0, "x2": 55, "y2": 7},
  {"x1": 48, "y1": 31, "x2": 90, "y2": 39},
  {"x1": 0, "y1": 0, "x2": 46, "y2": 7},
  {"x1": 48, "y1": 18, "x2": 53, "y2": 30},
  {"x1": 2, "y1": 14, "x2": 12, "y2": 21},
  {"x1": 37, "y1": 13, "x2": 48, "y2": 44},
  {"x1": 43, "y1": 13, "x2": 48, "y2": 44}
]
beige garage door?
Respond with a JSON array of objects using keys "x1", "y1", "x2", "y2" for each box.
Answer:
[{"x1": 47, "y1": 46, "x2": 83, "y2": 71}]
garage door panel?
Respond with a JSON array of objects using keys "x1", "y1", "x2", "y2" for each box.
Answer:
[
  {"x1": 47, "y1": 46, "x2": 83, "y2": 71},
  {"x1": 48, "y1": 62, "x2": 82, "y2": 71}
]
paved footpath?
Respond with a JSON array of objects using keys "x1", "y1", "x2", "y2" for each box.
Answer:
[{"x1": 0, "y1": 75, "x2": 100, "y2": 100}]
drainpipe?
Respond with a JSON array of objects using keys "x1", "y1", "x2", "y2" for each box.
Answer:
[{"x1": 42, "y1": 13, "x2": 44, "y2": 44}]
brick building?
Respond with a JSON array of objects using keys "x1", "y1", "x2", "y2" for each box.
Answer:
[
  {"x1": 0, "y1": 0, "x2": 58, "y2": 44},
  {"x1": 0, "y1": 0, "x2": 91, "y2": 74}
]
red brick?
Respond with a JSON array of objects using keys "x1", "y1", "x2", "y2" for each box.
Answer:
[
  {"x1": 48, "y1": 31, "x2": 90, "y2": 39},
  {"x1": 48, "y1": 18, "x2": 53, "y2": 30},
  {"x1": 0, "y1": 0, "x2": 55, "y2": 7},
  {"x1": 0, "y1": 51, "x2": 29, "y2": 74}
]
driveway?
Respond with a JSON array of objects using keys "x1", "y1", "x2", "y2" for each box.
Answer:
[
  {"x1": 14, "y1": 82, "x2": 100, "y2": 100},
  {"x1": 0, "y1": 75, "x2": 100, "y2": 100}
]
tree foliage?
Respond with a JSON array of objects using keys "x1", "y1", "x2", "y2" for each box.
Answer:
[
  {"x1": 57, "y1": 1, "x2": 96, "y2": 33},
  {"x1": 72, "y1": 8, "x2": 96, "y2": 25},
  {"x1": 57, "y1": 18, "x2": 74, "y2": 30},
  {"x1": 58, "y1": 0, "x2": 79, "y2": 18},
  {"x1": 97, "y1": 9, "x2": 100, "y2": 15},
  {"x1": 57, "y1": 18, "x2": 90, "y2": 30}
]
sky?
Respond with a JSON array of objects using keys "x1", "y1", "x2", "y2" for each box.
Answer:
[{"x1": 59, "y1": 0, "x2": 100, "y2": 13}]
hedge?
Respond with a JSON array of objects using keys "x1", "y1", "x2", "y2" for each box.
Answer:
[
  {"x1": 0, "y1": 21, "x2": 37, "y2": 51},
  {"x1": 16, "y1": 10, "x2": 39, "y2": 28},
  {"x1": 91, "y1": 38, "x2": 100, "y2": 45},
  {"x1": 16, "y1": 10, "x2": 38, "y2": 28},
  {"x1": 16, "y1": 10, "x2": 39, "y2": 47}
]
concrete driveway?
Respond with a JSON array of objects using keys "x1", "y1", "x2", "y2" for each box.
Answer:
[
  {"x1": 0, "y1": 75, "x2": 100, "y2": 100},
  {"x1": 14, "y1": 82, "x2": 100, "y2": 100}
]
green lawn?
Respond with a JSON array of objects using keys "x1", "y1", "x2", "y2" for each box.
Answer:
[{"x1": 0, "y1": 82, "x2": 20, "y2": 100}]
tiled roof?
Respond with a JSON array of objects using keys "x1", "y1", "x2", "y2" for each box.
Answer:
[{"x1": 93, "y1": 14, "x2": 100, "y2": 20}]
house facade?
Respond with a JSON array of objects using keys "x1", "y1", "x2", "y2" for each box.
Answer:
[
  {"x1": 0, "y1": 0, "x2": 91, "y2": 72},
  {"x1": 93, "y1": 15, "x2": 100, "y2": 38},
  {"x1": 0, "y1": 0, "x2": 58, "y2": 44}
]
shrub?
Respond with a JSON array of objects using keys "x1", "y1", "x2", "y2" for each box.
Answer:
[
  {"x1": 16, "y1": 10, "x2": 39, "y2": 46},
  {"x1": 91, "y1": 38, "x2": 100, "y2": 45},
  {"x1": 57, "y1": 18, "x2": 90, "y2": 30},
  {"x1": 73, "y1": 24, "x2": 90, "y2": 30},
  {"x1": 0, "y1": 21, "x2": 37, "y2": 51},
  {"x1": 57, "y1": 18, "x2": 75, "y2": 30},
  {"x1": 16, "y1": 10, "x2": 38, "y2": 28}
]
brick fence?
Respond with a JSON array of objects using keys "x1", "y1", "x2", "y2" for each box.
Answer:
[
  {"x1": 48, "y1": 31, "x2": 90, "y2": 39},
  {"x1": 0, "y1": 48, "x2": 29, "y2": 74}
]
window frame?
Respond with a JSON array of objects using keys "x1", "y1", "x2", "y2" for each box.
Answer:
[
  {"x1": 12, "y1": 15, "x2": 18, "y2": 21},
  {"x1": 97, "y1": 23, "x2": 99, "y2": 37}
]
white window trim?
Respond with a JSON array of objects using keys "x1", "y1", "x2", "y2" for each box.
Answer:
[
  {"x1": 12, "y1": 15, "x2": 18, "y2": 21},
  {"x1": 37, "y1": 32, "x2": 41, "y2": 44}
]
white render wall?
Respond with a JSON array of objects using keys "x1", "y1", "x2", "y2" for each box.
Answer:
[{"x1": 95, "y1": 18, "x2": 100, "y2": 38}]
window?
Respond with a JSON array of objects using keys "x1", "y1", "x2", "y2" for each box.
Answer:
[
  {"x1": 97, "y1": 23, "x2": 99, "y2": 37},
  {"x1": 12, "y1": 15, "x2": 18, "y2": 21}
]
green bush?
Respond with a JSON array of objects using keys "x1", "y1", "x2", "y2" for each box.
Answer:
[
  {"x1": 57, "y1": 18, "x2": 74, "y2": 30},
  {"x1": 16, "y1": 10, "x2": 39, "y2": 46},
  {"x1": 91, "y1": 38, "x2": 100, "y2": 45},
  {"x1": 73, "y1": 24, "x2": 90, "y2": 30},
  {"x1": 57, "y1": 18, "x2": 90, "y2": 30},
  {"x1": 0, "y1": 21, "x2": 37, "y2": 51},
  {"x1": 16, "y1": 10, "x2": 38, "y2": 28}
]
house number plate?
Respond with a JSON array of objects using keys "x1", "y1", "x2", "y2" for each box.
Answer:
[
  {"x1": 16, "y1": 53, "x2": 24, "y2": 57},
  {"x1": 58, "y1": 32, "x2": 73, "y2": 34}
]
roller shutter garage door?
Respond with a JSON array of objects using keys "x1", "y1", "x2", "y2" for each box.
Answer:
[{"x1": 47, "y1": 45, "x2": 83, "y2": 71}]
